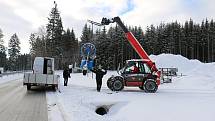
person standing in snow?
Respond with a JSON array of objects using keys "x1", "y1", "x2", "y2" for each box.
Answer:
[
  {"x1": 91, "y1": 65, "x2": 107, "y2": 92},
  {"x1": 63, "y1": 67, "x2": 70, "y2": 86}
]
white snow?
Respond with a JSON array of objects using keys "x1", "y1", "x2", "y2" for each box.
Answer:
[
  {"x1": 47, "y1": 54, "x2": 215, "y2": 121},
  {"x1": 0, "y1": 73, "x2": 23, "y2": 84},
  {"x1": 150, "y1": 54, "x2": 202, "y2": 74}
]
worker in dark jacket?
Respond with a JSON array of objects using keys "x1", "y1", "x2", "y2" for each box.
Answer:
[
  {"x1": 91, "y1": 65, "x2": 107, "y2": 92},
  {"x1": 63, "y1": 67, "x2": 70, "y2": 86}
]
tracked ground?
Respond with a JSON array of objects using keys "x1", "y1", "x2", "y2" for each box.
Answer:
[{"x1": 0, "y1": 80, "x2": 48, "y2": 121}]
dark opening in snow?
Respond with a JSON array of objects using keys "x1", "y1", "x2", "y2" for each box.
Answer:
[{"x1": 95, "y1": 107, "x2": 108, "y2": 115}]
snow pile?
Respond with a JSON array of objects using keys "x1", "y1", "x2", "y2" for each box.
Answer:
[
  {"x1": 150, "y1": 54, "x2": 215, "y2": 89},
  {"x1": 170, "y1": 62, "x2": 215, "y2": 90},
  {"x1": 150, "y1": 54, "x2": 202, "y2": 74}
]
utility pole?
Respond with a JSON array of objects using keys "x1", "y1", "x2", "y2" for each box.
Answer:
[{"x1": 87, "y1": 20, "x2": 102, "y2": 78}]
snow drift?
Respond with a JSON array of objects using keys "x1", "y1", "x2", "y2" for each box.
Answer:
[
  {"x1": 150, "y1": 54, "x2": 202, "y2": 74},
  {"x1": 150, "y1": 54, "x2": 215, "y2": 89}
]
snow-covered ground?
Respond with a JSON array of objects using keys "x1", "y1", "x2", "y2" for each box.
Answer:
[
  {"x1": 47, "y1": 54, "x2": 215, "y2": 121},
  {"x1": 0, "y1": 73, "x2": 23, "y2": 84}
]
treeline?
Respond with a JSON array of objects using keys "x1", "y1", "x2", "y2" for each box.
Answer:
[
  {"x1": 0, "y1": 30, "x2": 31, "y2": 71},
  {"x1": 144, "y1": 19, "x2": 215, "y2": 63},
  {"x1": 81, "y1": 19, "x2": 215, "y2": 70}
]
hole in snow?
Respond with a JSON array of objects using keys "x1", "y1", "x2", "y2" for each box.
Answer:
[{"x1": 95, "y1": 106, "x2": 108, "y2": 115}]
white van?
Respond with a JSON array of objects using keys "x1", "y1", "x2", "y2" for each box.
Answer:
[{"x1": 23, "y1": 57, "x2": 59, "y2": 90}]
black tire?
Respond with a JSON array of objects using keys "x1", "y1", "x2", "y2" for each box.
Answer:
[
  {"x1": 27, "y1": 84, "x2": 31, "y2": 90},
  {"x1": 111, "y1": 78, "x2": 124, "y2": 91},
  {"x1": 107, "y1": 77, "x2": 114, "y2": 90},
  {"x1": 83, "y1": 70, "x2": 87, "y2": 75},
  {"x1": 52, "y1": 85, "x2": 56, "y2": 91},
  {"x1": 144, "y1": 80, "x2": 158, "y2": 93}
]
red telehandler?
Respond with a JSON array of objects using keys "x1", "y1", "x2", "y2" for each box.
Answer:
[{"x1": 100, "y1": 17, "x2": 161, "y2": 93}]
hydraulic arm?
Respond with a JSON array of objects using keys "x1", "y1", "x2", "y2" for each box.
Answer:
[{"x1": 101, "y1": 17, "x2": 161, "y2": 79}]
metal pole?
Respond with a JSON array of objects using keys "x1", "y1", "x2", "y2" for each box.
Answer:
[{"x1": 91, "y1": 23, "x2": 94, "y2": 79}]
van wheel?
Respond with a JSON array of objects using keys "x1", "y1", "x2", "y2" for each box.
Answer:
[
  {"x1": 27, "y1": 84, "x2": 31, "y2": 90},
  {"x1": 52, "y1": 85, "x2": 56, "y2": 91}
]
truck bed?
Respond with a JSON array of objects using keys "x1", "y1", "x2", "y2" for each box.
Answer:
[{"x1": 23, "y1": 73, "x2": 59, "y2": 86}]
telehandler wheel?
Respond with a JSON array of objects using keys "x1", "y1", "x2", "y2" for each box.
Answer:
[
  {"x1": 107, "y1": 77, "x2": 114, "y2": 90},
  {"x1": 112, "y1": 78, "x2": 124, "y2": 91},
  {"x1": 144, "y1": 80, "x2": 158, "y2": 93},
  {"x1": 27, "y1": 84, "x2": 31, "y2": 90}
]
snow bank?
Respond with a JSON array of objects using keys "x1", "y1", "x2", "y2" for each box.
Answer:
[
  {"x1": 169, "y1": 62, "x2": 215, "y2": 90},
  {"x1": 149, "y1": 54, "x2": 215, "y2": 89},
  {"x1": 150, "y1": 54, "x2": 202, "y2": 74},
  {"x1": 0, "y1": 73, "x2": 23, "y2": 84}
]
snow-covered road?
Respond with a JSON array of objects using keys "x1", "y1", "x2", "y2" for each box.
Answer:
[{"x1": 0, "y1": 74, "x2": 48, "y2": 121}]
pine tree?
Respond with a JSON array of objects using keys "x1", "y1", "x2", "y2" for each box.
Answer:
[
  {"x1": 16, "y1": 54, "x2": 32, "y2": 70},
  {"x1": 61, "y1": 28, "x2": 79, "y2": 67},
  {"x1": 172, "y1": 21, "x2": 181, "y2": 55},
  {"x1": 96, "y1": 26, "x2": 107, "y2": 68},
  {"x1": 210, "y1": 20, "x2": 215, "y2": 62},
  {"x1": 8, "y1": 33, "x2": 21, "y2": 70},
  {"x1": 0, "y1": 29, "x2": 4, "y2": 47},
  {"x1": 204, "y1": 19, "x2": 211, "y2": 62},
  {"x1": 0, "y1": 29, "x2": 7, "y2": 68},
  {"x1": 46, "y1": 1, "x2": 63, "y2": 69},
  {"x1": 46, "y1": 1, "x2": 63, "y2": 57},
  {"x1": 115, "y1": 25, "x2": 127, "y2": 67},
  {"x1": 29, "y1": 33, "x2": 36, "y2": 56},
  {"x1": 107, "y1": 27, "x2": 116, "y2": 69},
  {"x1": 193, "y1": 24, "x2": 201, "y2": 59},
  {"x1": 80, "y1": 24, "x2": 92, "y2": 43},
  {"x1": 156, "y1": 23, "x2": 165, "y2": 54}
]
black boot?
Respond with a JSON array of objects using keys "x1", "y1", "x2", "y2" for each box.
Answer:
[
  {"x1": 97, "y1": 85, "x2": 101, "y2": 92},
  {"x1": 64, "y1": 79, "x2": 67, "y2": 86}
]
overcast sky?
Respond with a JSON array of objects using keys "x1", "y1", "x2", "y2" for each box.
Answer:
[{"x1": 0, "y1": 0, "x2": 215, "y2": 54}]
